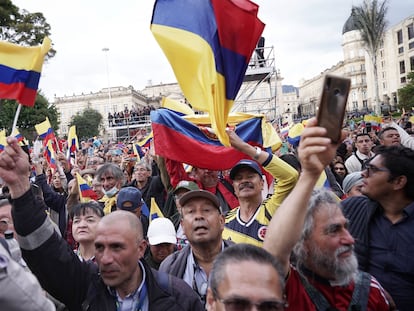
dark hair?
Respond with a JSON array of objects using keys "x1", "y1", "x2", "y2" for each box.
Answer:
[
  {"x1": 209, "y1": 244, "x2": 285, "y2": 298},
  {"x1": 373, "y1": 145, "x2": 414, "y2": 199},
  {"x1": 378, "y1": 127, "x2": 398, "y2": 140},
  {"x1": 70, "y1": 201, "x2": 104, "y2": 219},
  {"x1": 280, "y1": 154, "x2": 301, "y2": 172},
  {"x1": 356, "y1": 133, "x2": 370, "y2": 140},
  {"x1": 96, "y1": 163, "x2": 125, "y2": 184}
]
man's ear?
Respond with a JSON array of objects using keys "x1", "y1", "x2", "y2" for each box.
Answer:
[{"x1": 391, "y1": 175, "x2": 407, "y2": 191}]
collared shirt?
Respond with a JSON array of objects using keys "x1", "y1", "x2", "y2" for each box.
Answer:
[
  {"x1": 368, "y1": 202, "x2": 414, "y2": 310},
  {"x1": 109, "y1": 261, "x2": 149, "y2": 311},
  {"x1": 183, "y1": 242, "x2": 225, "y2": 302}
]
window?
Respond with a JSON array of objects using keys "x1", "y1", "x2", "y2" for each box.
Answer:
[
  {"x1": 397, "y1": 29, "x2": 403, "y2": 44},
  {"x1": 409, "y1": 41, "x2": 414, "y2": 50},
  {"x1": 361, "y1": 63, "x2": 365, "y2": 71},
  {"x1": 383, "y1": 82, "x2": 386, "y2": 90},
  {"x1": 353, "y1": 101, "x2": 358, "y2": 110},
  {"x1": 398, "y1": 46, "x2": 404, "y2": 54},
  {"x1": 411, "y1": 57, "x2": 414, "y2": 71},
  {"x1": 381, "y1": 60, "x2": 385, "y2": 69},
  {"x1": 408, "y1": 23, "x2": 414, "y2": 40},
  {"x1": 400, "y1": 60, "x2": 406, "y2": 74},
  {"x1": 401, "y1": 77, "x2": 406, "y2": 83},
  {"x1": 363, "y1": 100, "x2": 368, "y2": 108}
]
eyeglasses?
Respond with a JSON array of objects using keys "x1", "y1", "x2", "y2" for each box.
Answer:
[
  {"x1": 363, "y1": 163, "x2": 390, "y2": 177},
  {"x1": 217, "y1": 297, "x2": 288, "y2": 311}
]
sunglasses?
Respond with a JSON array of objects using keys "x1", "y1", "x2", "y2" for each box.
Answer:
[{"x1": 217, "y1": 297, "x2": 287, "y2": 311}]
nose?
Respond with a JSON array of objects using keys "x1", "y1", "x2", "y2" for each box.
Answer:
[
  {"x1": 99, "y1": 249, "x2": 114, "y2": 265},
  {"x1": 341, "y1": 229, "x2": 355, "y2": 245}
]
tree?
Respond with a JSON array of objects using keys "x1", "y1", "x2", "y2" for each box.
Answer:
[
  {"x1": 398, "y1": 72, "x2": 414, "y2": 111},
  {"x1": 0, "y1": 0, "x2": 56, "y2": 58},
  {"x1": 70, "y1": 108, "x2": 103, "y2": 140},
  {"x1": 0, "y1": 93, "x2": 59, "y2": 141},
  {"x1": 353, "y1": 0, "x2": 388, "y2": 115}
]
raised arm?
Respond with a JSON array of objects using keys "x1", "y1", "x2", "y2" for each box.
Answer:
[{"x1": 263, "y1": 118, "x2": 344, "y2": 275}]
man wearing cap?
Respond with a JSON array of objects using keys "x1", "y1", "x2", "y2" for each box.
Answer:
[
  {"x1": 222, "y1": 130, "x2": 298, "y2": 246},
  {"x1": 117, "y1": 186, "x2": 149, "y2": 237},
  {"x1": 145, "y1": 217, "x2": 177, "y2": 270},
  {"x1": 159, "y1": 189, "x2": 233, "y2": 306}
]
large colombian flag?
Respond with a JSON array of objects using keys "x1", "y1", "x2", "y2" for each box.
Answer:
[
  {"x1": 0, "y1": 37, "x2": 51, "y2": 107},
  {"x1": 151, "y1": 108, "x2": 280, "y2": 170},
  {"x1": 151, "y1": 0, "x2": 264, "y2": 146}
]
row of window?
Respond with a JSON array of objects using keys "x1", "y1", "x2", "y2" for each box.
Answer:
[{"x1": 397, "y1": 23, "x2": 414, "y2": 44}]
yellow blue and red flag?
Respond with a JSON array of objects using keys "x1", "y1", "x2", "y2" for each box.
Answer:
[
  {"x1": 150, "y1": 197, "x2": 164, "y2": 223},
  {"x1": 35, "y1": 117, "x2": 55, "y2": 146},
  {"x1": 151, "y1": 0, "x2": 264, "y2": 146},
  {"x1": 0, "y1": 130, "x2": 6, "y2": 153},
  {"x1": 151, "y1": 108, "x2": 280, "y2": 170},
  {"x1": 67, "y1": 125, "x2": 79, "y2": 155},
  {"x1": 76, "y1": 173, "x2": 98, "y2": 203},
  {"x1": 137, "y1": 131, "x2": 153, "y2": 148},
  {"x1": 11, "y1": 128, "x2": 24, "y2": 144},
  {"x1": 43, "y1": 140, "x2": 56, "y2": 170},
  {"x1": 0, "y1": 37, "x2": 51, "y2": 107}
]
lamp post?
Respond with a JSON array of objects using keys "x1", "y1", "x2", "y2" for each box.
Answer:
[{"x1": 102, "y1": 47, "x2": 111, "y2": 108}]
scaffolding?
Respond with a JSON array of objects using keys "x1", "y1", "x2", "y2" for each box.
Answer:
[{"x1": 232, "y1": 45, "x2": 279, "y2": 121}]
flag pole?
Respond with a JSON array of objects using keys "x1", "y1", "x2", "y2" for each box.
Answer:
[{"x1": 11, "y1": 103, "x2": 23, "y2": 136}]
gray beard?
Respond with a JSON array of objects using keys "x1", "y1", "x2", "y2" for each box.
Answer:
[{"x1": 308, "y1": 244, "x2": 358, "y2": 286}]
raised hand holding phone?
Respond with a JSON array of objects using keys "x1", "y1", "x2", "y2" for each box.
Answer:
[{"x1": 317, "y1": 75, "x2": 351, "y2": 143}]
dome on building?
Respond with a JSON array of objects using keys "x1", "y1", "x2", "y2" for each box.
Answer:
[{"x1": 342, "y1": 9, "x2": 360, "y2": 34}]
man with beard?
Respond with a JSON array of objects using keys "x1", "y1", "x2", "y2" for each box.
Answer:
[
  {"x1": 222, "y1": 130, "x2": 298, "y2": 246},
  {"x1": 263, "y1": 118, "x2": 389, "y2": 310},
  {"x1": 342, "y1": 145, "x2": 414, "y2": 310},
  {"x1": 159, "y1": 189, "x2": 233, "y2": 307}
]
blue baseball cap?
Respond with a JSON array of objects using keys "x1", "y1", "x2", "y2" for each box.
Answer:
[
  {"x1": 116, "y1": 187, "x2": 143, "y2": 211},
  {"x1": 229, "y1": 159, "x2": 262, "y2": 180}
]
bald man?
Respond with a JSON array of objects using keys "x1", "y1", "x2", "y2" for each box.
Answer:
[{"x1": 0, "y1": 136, "x2": 203, "y2": 311}]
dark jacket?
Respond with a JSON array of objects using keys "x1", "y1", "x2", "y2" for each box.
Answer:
[
  {"x1": 12, "y1": 189, "x2": 203, "y2": 311},
  {"x1": 35, "y1": 173, "x2": 67, "y2": 236},
  {"x1": 128, "y1": 176, "x2": 166, "y2": 210},
  {"x1": 340, "y1": 195, "x2": 377, "y2": 271},
  {"x1": 159, "y1": 239, "x2": 234, "y2": 278}
]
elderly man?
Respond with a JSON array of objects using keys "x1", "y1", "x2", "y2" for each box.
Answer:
[
  {"x1": 159, "y1": 189, "x2": 233, "y2": 306},
  {"x1": 0, "y1": 137, "x2": 203, "y2": 311},
  {"x1": 96, "y1": 163, "x2": 125, "y2": 214},
  {"x1": 263, "y1": 118, "x2": 390, "y2": 310},
  {"x1": 222, "y1": 130, "x2": 298, "y2": 246},
  {"x1": 206, "y1": 243, "x2": 287, "y2": 311},
  {"x1": 342, "y1": 145, "x2": 414, "y2": 310}
]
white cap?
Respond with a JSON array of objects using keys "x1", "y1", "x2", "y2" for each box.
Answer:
[{"x1": 147, "y1": 218, "x2": 177, "y2": 246}]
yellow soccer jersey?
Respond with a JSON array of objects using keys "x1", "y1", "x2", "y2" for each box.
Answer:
[{"x1": 223, "y1": 154, "x2": 298, "y2": 246}]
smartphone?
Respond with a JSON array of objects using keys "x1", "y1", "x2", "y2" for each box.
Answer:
[
  {"x1": 365, "y1": 122, "x2": 372, "y2": 133},
  {"x1": 317, "y1": 75, "x2": 351, "y2": 143}
]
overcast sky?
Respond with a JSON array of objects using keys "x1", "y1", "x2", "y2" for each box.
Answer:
[{"x1": 12, "y1": 0, "x2": 414, "y2": 101}]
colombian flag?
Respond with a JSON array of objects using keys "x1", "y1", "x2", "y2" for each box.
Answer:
[
  {"x1": 35, "y1": 117, "x2": 55, "y2": 146},
  {"x1": 0, "y1": 37, "x2": 51, "y2": 107},
  {"x1": 44, "y1": 140, "x2": 56, "y2": 170},
  {"x1": 151, "y1": 108, "x2": 280, "y2": 170},
  {"x1": 67, "y1": 125, "x2": 79, "y2": 154},
  {"x1": 0, "y1": 130, "x2": 6, "y2": 153},
  {"x1": 151, "y1": 0, "x2": 264, "y2": 146},
  {"x1": 150, "y1": 197, "x2": 164, "y2": 223},
  {"x1": 11, "y1": 128, "x2": 24, "y2": 143},
  {"x1": 76, "y1": 173, "x2": 98, "y2": 203},
  {"x1": 137, "y1": 131, "x2": 153, "y2": 148}
]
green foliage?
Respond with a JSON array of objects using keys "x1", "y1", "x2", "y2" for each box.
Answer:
[
  {"x1": 398, "y1": 72, "x2": 414, "y2": 111},
  {"x1": 0, "y1": 0, "x2": 56, "y2": 58},
  {"x1": 70, "y1": 108, "x2": 103, "y2": 140},
  {"x1": 352, "y1": 0, "x2": 388, "y2": 54},
  {"x1": 0, "y1": 93, "x2": 59, "y2": 141}
]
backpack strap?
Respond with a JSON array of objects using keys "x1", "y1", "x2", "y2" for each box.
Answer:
[
  {"x1": 349, "y1": 271, "x2": 371, "y2": 311},
  {"x1": 298, "y1": 273, "x2": 336, "y2": 311}
]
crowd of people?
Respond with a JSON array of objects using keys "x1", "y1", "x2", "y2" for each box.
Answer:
[
  {"x1": 0, "y1": 111, "x2": 413, "y2": 310},
  {"x1": 107, "y1": 105, "x2": 156, "y2": 127}
]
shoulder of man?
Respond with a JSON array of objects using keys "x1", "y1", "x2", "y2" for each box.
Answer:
[{"x1": 159, "y1": 244, "x2": 191, "y2": 276}]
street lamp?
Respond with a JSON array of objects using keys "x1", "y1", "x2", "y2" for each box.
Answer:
[{"x1": 102, "y1": 47, "x2": 111, "y2": 108}]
